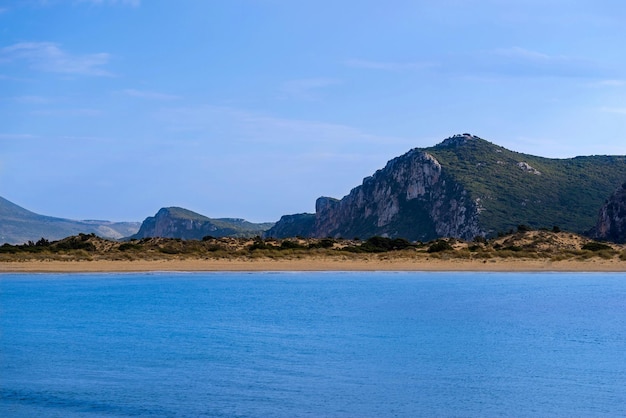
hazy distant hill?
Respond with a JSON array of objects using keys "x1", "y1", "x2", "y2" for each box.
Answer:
[
  {"x1": 266, "y1": 134, "x2": 626, "y2": 241},
  {"x1": 131, "y1": 207, "x2": 274, "y2": 239},
  {"x1": 0, "y1": 196, "x2": 140, "y2": 244}
]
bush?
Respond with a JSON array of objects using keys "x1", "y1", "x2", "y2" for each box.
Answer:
[
  {"x1": 359, "y1": 236, "x2": 413, "y2": 252},
  {"x1": 54, "y1": 236, "x2": 96, "y2": 252},
  {"x1": 119, "y1": 243, "x2": 140, "y2": 251},
  {"x1": 249, "y1": 238, "x2": 272, "y2": 251},
  {"x1": 309, "y1": 238, "x2": 336, "y2": 249},
  {"x1": 427, "y1": 240, "x2": 453, "y2": 253},
  {"x1": 0, "y1": 243, "x2": 17, "y2": 254},
  {"x1": 581, "y1": 242, "x2": 613, "y2": 252},
  {"x1": 280, "y1": 240, "x2": 306, "y2": 250},
  {"x1": 473, "y1": 235, "x2": 487, "y2": 244}
]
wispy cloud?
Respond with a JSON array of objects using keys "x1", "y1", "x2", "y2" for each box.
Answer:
[
  {"x1": 600, "y1": 107, "x2": 626, "y2": 115},
  {"x1": 485, "y1": 46, "x2": 603, "y2": 78},
  {"x1": 76, "y1": 0, "x2": 140, "y2": 6},
  {"x1": 0, "y1": 42, "x2": 112, "y2": 76},
  {"x1": 31, "y1": 108, "x2": 102, "y2": 117},
  {"x1": 156, "y1": 105, "x2": 418, "y2": 153},
  {"x1": 345, "y1": 58, "x2": 437, "y2": 72},
  {"x1": 119, "y1": 89, "x2": 180, "y2": 100},
  {"x1": 280, "y1": 78, "x2": 340, "y2": 100},
  {"x1": 0, "y1": 133, "x2": 39, "y2": 141},
  {"x1": 592, "y1": 79, "x2": 626, "y2": 87},
  {"x1": 346, "y1": 48, "x2": 611, "y2": 81},
  {"x1": 12, "y1": 95, "x2": 54, "y2": 104}
]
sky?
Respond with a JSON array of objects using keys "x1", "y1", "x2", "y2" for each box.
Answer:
[{"x1": 1, "y1": 0, "x2": 626, "y2": 223}]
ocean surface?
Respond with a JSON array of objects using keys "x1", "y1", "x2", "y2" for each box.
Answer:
[{"x1": 1, "y1": 272, "x2": 626, "y2": 417}]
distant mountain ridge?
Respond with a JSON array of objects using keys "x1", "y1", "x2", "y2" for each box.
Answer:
[
  {"x1": 266, "y1": 134, "x2": 626, "y2": 241},
  {"x1": 0, "y1": 196, "x2": 140, "y2": 244},
  {"x1": 131, "y1": 207, "x2": 274, "y2": 239}
]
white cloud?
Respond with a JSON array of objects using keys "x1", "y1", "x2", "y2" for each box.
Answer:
[
  {"x1": 120, "y1": 89, "x2": 180, "y2": 100},
  {"x1": 0, "y1": 42, "x2": 112, "y2": 76}
]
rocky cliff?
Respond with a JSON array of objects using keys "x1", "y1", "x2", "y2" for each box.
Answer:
[
  {"x1": 312, "y1": 148, "x2": 481, "y2": 241},
  {"x1": 590, "y1": 183, "x2": 626, "y2": 243},
  {"x1": 267, "y1": 134, "x2": 626, "y2": 241},
  {"x1": 132, "y1": 207, "x2": 273, "y2": 239}
]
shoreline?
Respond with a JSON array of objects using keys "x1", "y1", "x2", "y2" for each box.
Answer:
[{"x1": 1, "y1": 257, "x2": 625, "y2": 273}]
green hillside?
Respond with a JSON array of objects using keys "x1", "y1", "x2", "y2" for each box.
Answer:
[{"x1": 425, "y1": 135, "x2": 626, "y2": 235}]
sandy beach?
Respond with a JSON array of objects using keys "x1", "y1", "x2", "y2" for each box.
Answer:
[{"x1": 2, "y1": 257, "x2": 625, "y2": 273}]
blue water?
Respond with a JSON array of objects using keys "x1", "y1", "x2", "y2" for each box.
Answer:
[{"x1": 1, "y1": 272, "x2": 626, "y2": 417}]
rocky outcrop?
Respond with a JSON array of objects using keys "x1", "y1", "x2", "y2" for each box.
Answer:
[
  {"x1": 590, "y1": 183, "x2": 626, "y2": 243},
  {"x1": 311, "y1": 149, "x2": 482, "y2": 241},
  {"x1": 264, "y1": 213, "x2": 316, "y2": 239},
  {"x1": 132, "y1": 207, "x2": 273, "y2": 239}
]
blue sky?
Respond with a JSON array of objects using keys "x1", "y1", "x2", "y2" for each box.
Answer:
[{"x1": 1, "y1": 0, "x2": 626, "y2": 223}]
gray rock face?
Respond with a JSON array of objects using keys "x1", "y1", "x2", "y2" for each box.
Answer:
[
  {"x1": 311, "y1": 149, "x2": 482, "y2": 241},
  {"x1": 591, "y1": 183, "x2": 626, "y2": 243}
]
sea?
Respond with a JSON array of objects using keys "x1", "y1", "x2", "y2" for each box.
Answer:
[{"x1": 1, "y1": 271, "x2": 626, "y2": 417}]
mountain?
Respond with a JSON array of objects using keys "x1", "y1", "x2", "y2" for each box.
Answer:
[
  {"x1": 0, "y1": 196, "x2": 140, "y2": 244},
  {"x1": 590, "y1": 182, "x2": 626, "y2": 243},
  {"x1": 265, "y1": 134, "x2": 626, "y2": 241},
  {"x1": 131, "y1": 207, "x2": 274, "y2": 239},
  {"x1": 263, "y1": 213, "x2": 316, "y2": 239}
]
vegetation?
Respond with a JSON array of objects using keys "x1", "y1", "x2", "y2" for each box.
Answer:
[
  {"x1": 426, "y1": 136, "x2": 626, "y2": 236},
  {"x1": 2, "y1": 230, "x2": 625, "y2": 264}
]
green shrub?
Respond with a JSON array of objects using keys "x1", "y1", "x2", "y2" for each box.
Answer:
[
  {"x1": 118, "y1": 243, "x2": 140, "y2": 251},
  {"x1": 427, "y1": 240, "x2": 453, "y2": 253},
  {"x1": 280, "y1": 240, "x2": 306, "y2": 250},
  {"x1": 581, "y1": 242, "x2": 613, "y2": 252},
  {"x1": 309, "y1": 238, "x2": 336, "y2": 249},
  {"x1": 54, "y1": 236, "x2": 96, "y2": 252},
  {"x1": 359, "y1": 236, "x2": 413, "y2": 253}
]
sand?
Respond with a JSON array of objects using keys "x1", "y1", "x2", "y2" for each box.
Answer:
[{"x1": 1, "y1": 257, "x2": 625, "y2": 273}]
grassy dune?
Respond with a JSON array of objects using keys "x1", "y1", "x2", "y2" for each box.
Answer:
[{"x1": 2, "y1": 231, "x2": 625, "y2": 265}]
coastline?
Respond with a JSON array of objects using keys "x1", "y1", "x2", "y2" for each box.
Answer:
[{"x1": 1, "y1": 257, "x2": 625, "y2": 273}]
